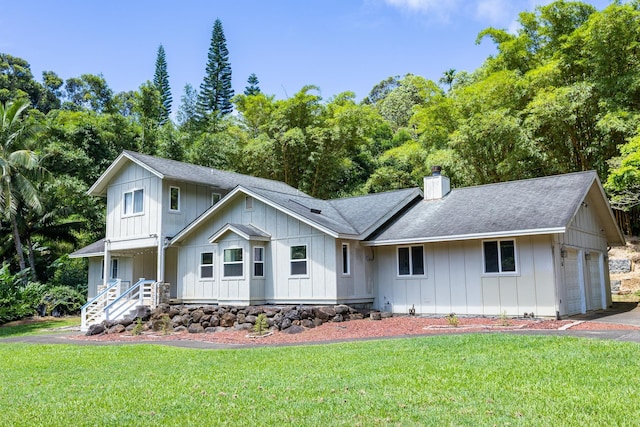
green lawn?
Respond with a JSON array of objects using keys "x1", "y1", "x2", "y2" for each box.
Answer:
[
  {"x1": 0, "y1": 334, "x2": 638, "y2": 426},
  {"x1": 0, "y1": 317, "x2": 80, "y2": 338}
]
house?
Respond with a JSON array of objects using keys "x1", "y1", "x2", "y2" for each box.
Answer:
[{"x1": 71, "y1": 151, "x2": 625, "y2": 330}]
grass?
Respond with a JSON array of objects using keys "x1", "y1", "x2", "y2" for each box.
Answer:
[
  {"x1": 0, "y1": 334, "x2": 639, "y2": 425},
  {"x1": 0, "y1": 317, "x2": 80, "y2": 338}
]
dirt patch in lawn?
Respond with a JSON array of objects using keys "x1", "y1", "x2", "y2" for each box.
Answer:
[{"x1": 67, "y1": 316, "x2": 640, "y2": 346}]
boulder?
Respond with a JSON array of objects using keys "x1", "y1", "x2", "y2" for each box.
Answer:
[
  {"x1": 314, "y1": 306, "x2": 336, "y2": 321},
  {"x1": 350, "y1": 313, "x2": 364, "y2": 320},
  {"x1": 171, "y1": 314, "x2": 184, "y2": 326},
  {"x1": 188, "y1": 323, "x2": 204, "y2": 333},
  {"x1": 280, "y1": 318, "x2": 292, "y2": 330},
  {"x1": 86, "y1": 324, "x2": 105, "y2": 336},
  {"x1": 380, "y1": 311, "x2": 393, "y2": 319},
  {"x1": 191, "y1": 309, "x2": 205, "y2": 324},
  {"x1": 173, "y1": 325, "x2": 188, "y2": 333},
  {"x1": 234, "y1": 323, "x2": 253, "y2": 331},
  {"x1": 204, "y1": 327, "x2": 218, "y2": 333},
  {"x1": 285, "y1": 309, "x2": 301, "y2": 321},
  {"x1": 370, "y1": 311, "x2": 382, "y2": 320},
  {"x1": 281, "y1": 325, "x2": 305, "y2": 334},
  {"x1": 108, "y1": 324, "x2": 126, "y2": 334},
  {"x1": 220, "y1": 312, "x2": 237, "y2": 327},
  {"x1": 334, "y1": 304, "x2": 350, "y2": 315},
  {"x1": 301, "y1": 319, "x2": 315, "y2": 328},
  {"x1": 332, "y1": 314, "x2": 344, "y2": 323},
  {"x1": 245, "y1": 315, "x2": 257, "y2": 324}
]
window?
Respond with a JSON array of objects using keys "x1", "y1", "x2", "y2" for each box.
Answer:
[
  {"x1": 483, "y1": 240, "x2": 516, "y2": 274},
  {"x1": 200, "y1": 252, "x2": 214, "y2": 279},
  {"x1": 290, "y1": 245, "x2": 307, "y2": 276},
  {"x1": 101, "y1": 259, "x2": 118, "y2": 279},
  {"x1": 170, "y1": 187, "x2": 180, "y2": 211},
  {"x1": 223, "y1": 248, "x2": 243, "y2": 277},
  {"x1": 211, "y1": 192, "x2": 221, "y2": 205},
  {"x1": 397, "y1": 246, "x2": 425, "y2": 276},
  {"x1": 341, "y1": 243, "x2": 350, "y2": 275},
  {"x1": 245, "y1": 196, "x2": 253, "y2": 210},
  {"x1": 123, "y1": 189, "x2": 144, "y2": 216},
  {"x1": 253, "y1": 247, "x2": 264, "y2": 277}
]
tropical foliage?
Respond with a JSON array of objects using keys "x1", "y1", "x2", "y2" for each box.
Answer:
[{"x1": 1, "y1": 3, "x2": 640, "y2": 320}]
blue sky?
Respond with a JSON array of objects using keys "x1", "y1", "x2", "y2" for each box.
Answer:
[{"x1": 1, "y1": 0, "x2": 612, "y2": 108}]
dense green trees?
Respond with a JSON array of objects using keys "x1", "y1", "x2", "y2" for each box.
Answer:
[{"x1": 1, "y1": 2, "x2": 640, "y2": 316}]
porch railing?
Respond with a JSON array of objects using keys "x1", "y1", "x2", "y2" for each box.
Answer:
[
  {"x1": 80, "y1": 279, "x2": 121, "y2": 332},
  {"x1": 103, "y1": 279, "x2": 156, "y2": 323}
]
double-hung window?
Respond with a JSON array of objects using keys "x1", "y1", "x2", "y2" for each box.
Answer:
[
  {"x1": 123, "y1": 189, "x2": 144, "y2": 216},
  {"x1": 101, "y1": 259, "x2": 119, "y2": 279},
  {"x1": 223, "y1": 248, "x2": 243, "y2": 277},
  {"x1": 253, "y1": 247, "x2": 264, "y2": 277},
  {"x1": 397, "y1": 246, "x2": 425, "y2": 276},
  {"x1": 483, "y1": 240, "x2": 516, "y2": 274},
  {"x1": 200, "y1": 252, "x2": 214, "y2": 279},
  {"x1": 290, "y1": 245, "x2": 307, "y2": 276}
]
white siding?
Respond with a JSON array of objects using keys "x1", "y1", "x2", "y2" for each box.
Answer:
[
  {"x1": 105, "y1": 163, "x2": 159, "y2": 240},
  {"x1": 374, "y1": 235, "x2": 557, "y2": 317},
  {"x1": 175, "y1": 195, "x2": 340, "y2": 304}
]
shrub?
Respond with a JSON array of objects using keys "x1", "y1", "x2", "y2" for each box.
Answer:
[
  {"x1": 48, "y1": 255, "x2": 88, "y2": 294},
  {"x1": 0, "y1": 265, "x2": 35, "y2": 324},
  {"x1": 40, "y1": 286, "x2": 86, "y2": 317}
]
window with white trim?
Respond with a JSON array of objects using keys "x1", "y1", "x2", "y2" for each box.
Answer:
[
  {"x1": 101, "y1": 259, "x2": 119, "y2": 279},
  {"x1": 483, "y1": 240, "x2": 516, "y2": 274},
  {"x1": 123, "y1": 189, "x2": 144, "y2": 216},
  {"x1": 341, "y1": 243, "x2": 350, "y2": 275},
  {"x1": 223, "y1": 248, "x2": 243, "y2": 277},
  {"x1": 397, "y1": 246, "x2": 425, "y2": 276},
  {"x1": 253, "y1": 247, "x2": 264, "y2": 277},
  {"x1": 290, "y1": 245, "x2": 307, "y2": 276},
  {"x1": 211, "y1": 192, "x2": 221, "y2": 205},
  {"x1": 169, "y1": 186, "x2": 180, "y2": 211},
  {"x1": 200, "y1": 252, "x2": 214, "y2": 279}
]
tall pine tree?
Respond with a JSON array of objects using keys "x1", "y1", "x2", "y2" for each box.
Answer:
[
  {"x1": 197, "y1": 18, "x2": 234, "y2": 122},
  {"x1": 153, "y1": 44, "x2": 172, "y2": 124},
  {"x1": 244, "y1": 73, "x2": 261, "y2": 96}
]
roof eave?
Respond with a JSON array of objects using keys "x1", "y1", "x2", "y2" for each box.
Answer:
[
  {"x1": 87, "y1": 151, "x2": 165, "y2": 196},
  {"x1": 363, "y1": 227, "x2": 567, "y2": 247}
]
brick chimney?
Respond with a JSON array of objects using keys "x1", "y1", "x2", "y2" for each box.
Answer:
[{"x1": 424, "y1": 166, "x2": 450, "y2": 200}]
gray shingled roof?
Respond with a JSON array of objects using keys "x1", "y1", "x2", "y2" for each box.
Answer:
[
  {"x1": 246, "y1": 187, "x2": 422, "y2": 237},
  {"x1": 69, "y1": 239, "x2": 105, "y2": 257},
  {"x1": 124, "y1": 151, "x2": 303, "y2": 195},
  {"x1": 369, "y1": 171, "x2": 599, "y2": 243}
]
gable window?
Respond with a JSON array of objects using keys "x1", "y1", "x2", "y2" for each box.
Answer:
[
  {"x1": 211, "y1": 192, "x2": 221, "y2": 206},
  {"x1": 483, "y1": 240, "x2": 516, "y2": 274},
  {"x1": 123, "y1": 189, "x2": 144, "y2": 216},
  {"x1": 245, "y1": 196, "x2": 254, "y2": 211},
  {"x1": 170, "y1": 186, "x2": 180, "y2": 211},
  {"x1": 253, "y1": 247, "x2": 264, "y2": 277},
  {"x1": 223, "y1": 248, "x2": 243, "y2": 277},
  {"x1": 200, "y1": 252, "x2": 214, "y2": 279},
  {"x1": 398, "y1": 246, "x2": 424, "y2": 276},
  {"x1": 341, "y1": 243, "x2": 350, "y2": 275},
  {"x1": 290, "y1": 245, "x2": 308, "y2": 276}
]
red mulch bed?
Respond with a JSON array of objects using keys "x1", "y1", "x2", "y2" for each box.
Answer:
[{"x1": 68, "y1": 316, "x2": 640, "y2": 346}]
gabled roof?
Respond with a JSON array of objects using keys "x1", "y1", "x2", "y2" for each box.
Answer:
[
  {"x1": 170, "y1": 186, "x2": 422, "y2": 244},
  {"x1": 88, "y1": 150, "x2": 303, "y2": 197},
  {"x1": 368, "y1": 171, "x2": 625, "y2": 246},
  {"x1": 209, "y1": 223, "x2": 271, "y2": 242}
]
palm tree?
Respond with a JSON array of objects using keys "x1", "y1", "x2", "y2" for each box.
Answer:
[
  {"x1": 0, "y1": 100, "x2": 43, "y2": 274},
  {"x1": 439, "y1": 68, "x2": 457, "y2": 92}
]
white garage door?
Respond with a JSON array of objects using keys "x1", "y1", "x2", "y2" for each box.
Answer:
[{"x1": 563, "y1": 250, "x2": 583, "y2": 315}]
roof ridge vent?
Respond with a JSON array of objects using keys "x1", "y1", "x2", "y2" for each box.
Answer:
[{"x1": 288, "y1": 198, "x2": 322, "y2": 214}]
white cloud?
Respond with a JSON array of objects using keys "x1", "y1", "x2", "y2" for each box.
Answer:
[
  {"x1": 382, "y1": 0, "x2": 461, "y2": 21},
  {"x1": 475, "y1": 0, "x2": 512, "y2": 24}
]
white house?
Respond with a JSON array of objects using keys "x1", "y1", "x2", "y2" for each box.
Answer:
[{"x1": 71, "y1": 151, "x2": 625, "y2": 329}]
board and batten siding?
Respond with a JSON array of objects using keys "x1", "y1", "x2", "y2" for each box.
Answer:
[
  {"x1": 106, "y1": 163, "x2": 160, "y2": 241},
  {"x1": 374, "y1": 235, "x2": 556, "y2": 317},
  {"x1": 336, "y1": 240, "x2": 374, "y2": 302},
  {"x1": 175, "y1": 195, "x2": 339, "y2": 304},
  {"x1": 162, "y1": 180, "x2": 228, "y2": 237},
  {"x1": 556, "y1": 191, "x2": 611, "y2": 315}
]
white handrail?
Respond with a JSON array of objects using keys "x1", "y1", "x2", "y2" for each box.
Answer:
[
  {"x1": 104, "y1": 279, "x2": 156, "y2": 322},
  {"x1": 81, "y1": 279, "x2": 121, "y2": 331}
]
